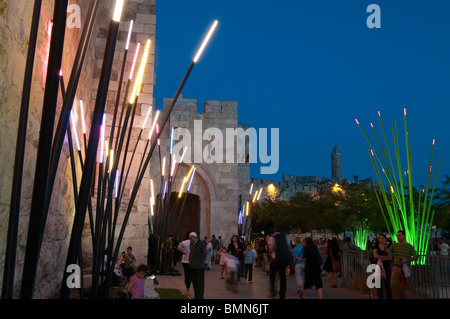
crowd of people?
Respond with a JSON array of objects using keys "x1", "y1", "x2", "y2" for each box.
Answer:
[{"x1": 108, "y1": 229, "x2": 449, "y2": 299}]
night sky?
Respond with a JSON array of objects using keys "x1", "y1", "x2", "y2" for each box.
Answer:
[{"x1": 152, "y1": 0, "x2": 450, "y2": 189}]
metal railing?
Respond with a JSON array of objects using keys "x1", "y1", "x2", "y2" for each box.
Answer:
[{"x1": 340, "y1": 250, "x2": 450, "y2": 299}]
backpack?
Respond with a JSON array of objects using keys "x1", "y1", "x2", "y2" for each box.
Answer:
[{"x1": 273, "y1": 233, "x2": 292, "y2": 264}]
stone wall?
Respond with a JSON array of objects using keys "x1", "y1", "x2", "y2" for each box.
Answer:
[
  {"x1": 0, "y1": 0, "x2": 97, "y2": 298},
  {"x1": 80, "y1": 0, "x2": 156, "y2": 271},
  {"x1": 148, "y1": 95, "x2": 242, "y2": 244},
  {"x1": 0, "y1": 0, "x2": 156, "y2": 298}
]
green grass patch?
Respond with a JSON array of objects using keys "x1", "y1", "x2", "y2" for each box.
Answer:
[{"x1": 155, "y1": 288, "x2": 188, "y2": 299}]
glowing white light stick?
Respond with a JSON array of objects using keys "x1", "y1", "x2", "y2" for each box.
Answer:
[
  {"x1": 125, "y1": 20, "x2": 134, "y2": 50},
  {"x1": 129, "y1": 41, "x2": 141, "y2": 80},
  {"x1": 130, "y1": 39, "x2": 151, "y2": 104},
  {"x1": 79, "y1": 99, "x2": 86, "y2": 134},
  {"x1": 113, "y1": 0, "x2": 124, "y2": 22},
  {"x1": 170, "y1": 127, "x2": 174, "y2": 154},
  {"x1": 141, "y1": 106, "x2": 152, "y2": 130},
  {"x1": 193, "y1": 20, "x2": 218, "y2": 63},
  {"x1": 257, "y1": 188, "x2": 263, "y2": 201},
  {"x1": 147, "y1": 110, "x2": 160, "y2": 140},
  {"x1": 179, "y1": 146, "x2": 188, "y2": 163},
  {"x1": 70, "y1": 111, "x2": 81, "y2": 151},
  {"x1": 187, "y1": 168, "x2": 196, "y2": 192}
]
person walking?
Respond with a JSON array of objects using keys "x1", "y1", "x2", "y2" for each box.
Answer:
[
  {"x1": 267, "y1": 226, "x2": 292, "y2": 299},
  {"x1": 218, "y1": 247, "x2": 228, "y2": 279},
  {"x1": 389, "y1": 230, "x2": 418, "y2": 299},
  {"x1": 211, "y1": 235, "x2": 219, "y2": 264},
  {"x1": 301, "y1": 237, "x2": 323, "y2": 299},
  {"x1": 327, "y1": 237, "x2": 341, "y2": 288},
  {"x1": 227, "y1": 235, "x2": 245, "y2": 281},
  {"x1": 373, "y1": 233, "x2": 392, "y2": 299},
  {"x1": 189, "y1": 232, "x2": 207, "y2": 299},
  {"x1": 438, "y1": 238, "x2": 450, "y2": 272},
  {"x1": 243, "y1": 242, "x2": 257, "y2": 283},
  {"x1": 292, "y1": 237, "x2": 306, "y2": 297},
  {"x1": 177, "y1": 231, "x2": 192, "y2": 297},
  {"x1": 205, "y1": 236, "x2": 213, "y2": 270}
]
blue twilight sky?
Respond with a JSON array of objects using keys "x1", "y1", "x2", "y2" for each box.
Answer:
[{"x1": 152, "y1": 0, "x2": 450, "y2": 189}]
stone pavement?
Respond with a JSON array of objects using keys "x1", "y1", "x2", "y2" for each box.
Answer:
[{"x1": 154, "y1": 262, "x2": 369, "y2": 299}]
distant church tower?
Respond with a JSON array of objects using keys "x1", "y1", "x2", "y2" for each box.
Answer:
[{"x1": 331, "y1": 144, "x2": 341, "y2": 182}]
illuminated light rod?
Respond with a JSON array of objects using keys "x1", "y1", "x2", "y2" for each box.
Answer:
[
  {"x1": 187, "y1": 167, "x2": 197, "y2": 192},
  {"x1": 180, "y1": 146, "x2": 188, "y2": 163},
  {"x1": 179, "y1": 165, "x2": 196, "y2": 198},
  {"x1": 99, "y1": 114, "x2": 106, "y2": 163},
  {"x1": 150, "y1": 179, "x2": 155, "y2": 216},
  {"x1": 129, "y1": 41, "x2": 141, "y2": 80},
  {"x1": 125, "y1": 20, "x2": 134, "y2": 51},
  {"x1": 79, "y1": 100, "x2": 86, "y2": 135},
  {"x1": 114, "y1": 171, "x2": 119, "y2": 198},
  {"x1": 170, "y1": 155, "x2": 177, "y2": 177},
  {"x1": 193, "y1": 19, "x2": 218, "y2": 63},
  {"x1": 147, "y1": 110, "x2": 160, "y2": 140},
  {"x1": 141, "y1": 106, "x2": 152, "y2": 130},
  {"x1": 70, "y1": 111, "x2": 81, "y2": 151},
  {"x1": 257, "y1": 188, "x2": 263, "y2": 201},
  {"x1": 113, "y1": 0, "x2": 125, "y2": 22},
  {"x1": 252, "y1": 190, "x2": 259, "y2": 203},
  {"x1": 161, "y1": 157, "x2": 166, "y2": 176},
  {"x1": 130, "y1": 39, "x2": 151, "y2": 104},
  {"x1": 170, "y1": 127, "x2": 174, "y2": 154}
]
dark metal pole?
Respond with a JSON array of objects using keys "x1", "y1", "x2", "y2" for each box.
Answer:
[
  {"x1": 46, "y1": 0, "x2": 100, "y2": 219},
  {"x1": 60, "y1": 18, "x2": 120, "y2": 299},
  {"x1": 106, "y1": 62, "x2": 196, "y2": 296},
  {"x1": 2, "y1": 0, "x2": 42, "y2": 300},
  {"x1": 60, "y1": 75, "x2": 85, "y2": 299},
  {"x1": 20, "y1": 0, "x2": 68, "y2": 299}
]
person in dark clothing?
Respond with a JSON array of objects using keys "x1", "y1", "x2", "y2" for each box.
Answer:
[
  {"x1": 189, "y1": 232, "x2": 207, "y2": 299},
  {"x1": 227, "y1": 235, "x2": 245, "y2": 281},
  {"x1": 267, "y1": 227, "x2": 292, "y2": 299},
  {"x1": 373, "y1": 234, "x2": 392, "y2": 299},
  {"x1": 327, "y1": 237, "x2": 342, "y2": 288},
  {"x1": 301, "y1": 237, "x2": 323, "y2": 299}
]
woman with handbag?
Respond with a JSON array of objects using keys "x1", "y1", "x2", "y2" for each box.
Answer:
[{"x1": 373, "y1": 234, "x2": 392, "y2": 299}]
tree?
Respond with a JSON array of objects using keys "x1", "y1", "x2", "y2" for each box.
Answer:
[{"x1": 432, "y1": 174, "x2": 450, "y2": 232}]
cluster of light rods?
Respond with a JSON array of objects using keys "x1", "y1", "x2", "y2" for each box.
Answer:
[{"x1": 67, "y1": 7, "x2": 218, "y2": 221}]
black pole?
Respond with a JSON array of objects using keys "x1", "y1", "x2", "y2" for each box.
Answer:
[
  {"x1": 60, "y1": 75, "x2": 85, "y2": 299},
  {"x1": 105, "y1": 62, "x2": 197, "y2": 296},
  {"x1": 2, "y1": 0, "x2": 42, "y2": 300},
  {"x1": 60, "y1": 18, "x2": 120, "y2": 299},
  {"x1": 20, "y1": 0, "x2": 68, "y2": 299},
  {"x1": 45, "y1": 0, "x2": 100, "y2": 220}
]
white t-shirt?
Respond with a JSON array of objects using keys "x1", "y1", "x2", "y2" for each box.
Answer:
[
  {"x1": 178, "y1": 239, "x2": 191, "y2": 263},
  {"x1": 440, "y1": 242, "x2": 449, "y2": 256}
]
